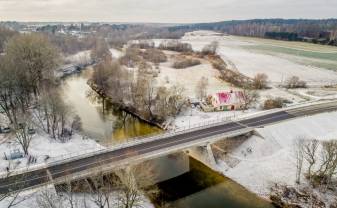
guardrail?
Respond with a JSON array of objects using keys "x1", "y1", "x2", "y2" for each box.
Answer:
[
  {"x1": 0, "y1": 127, "x2": 254, "y2": 193},
  {"x1": 0, "y1": 115, "x2": 235, "y2": 178}
]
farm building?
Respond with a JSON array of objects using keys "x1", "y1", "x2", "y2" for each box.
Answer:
[{"x1": 205, "y1": 91, "x2": 245, "y2": 111}]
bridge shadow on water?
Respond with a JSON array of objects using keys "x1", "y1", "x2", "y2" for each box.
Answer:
[{"x1": 149, "y1": 157, "x2": 275, "y2": 208}]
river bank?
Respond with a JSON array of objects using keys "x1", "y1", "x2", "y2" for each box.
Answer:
[
  {"x1": 215, "y1": 111, "x2": 337, "y2": 204},
  {"x1": 61, "y1": 68, "x2": 162, "y2": 144},
  {"x1": 87, "y1": 80, "x2": 167, "y2": 130}
]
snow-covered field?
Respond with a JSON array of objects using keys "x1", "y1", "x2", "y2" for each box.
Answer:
[
  {"x1": 156, "y1": 54, "x2": 235, "y2": 99},
  {"x1": 151, "y1": 31, "x2": 337, "y2": 131},
  {"x1": 217, "y1": 111, "x2": 337, "y2": 198},
  {"x1": 182, "y1": 31, "x2": 337, "y2": 85}
]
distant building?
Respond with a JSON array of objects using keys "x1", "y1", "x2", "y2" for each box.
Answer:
[{"x1": 206, "y1": 91, "x2": 245, "y2": 111}]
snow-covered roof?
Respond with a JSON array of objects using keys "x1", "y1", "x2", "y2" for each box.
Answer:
[{"x1": 213, "y1": 91, "x2": 244, "y2": 105}]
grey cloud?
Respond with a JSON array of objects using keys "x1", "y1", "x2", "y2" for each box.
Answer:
[{"x1": 0, "y1": 0, "x2": 336, "y2": 22}]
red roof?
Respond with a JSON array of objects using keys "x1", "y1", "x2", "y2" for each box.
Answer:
[
  {"x1": 216, "y1": 91, "x2": 244, "y2": 104},
  {"x1": 217, "y1": 92, "x2": 232, "y2": 104}
]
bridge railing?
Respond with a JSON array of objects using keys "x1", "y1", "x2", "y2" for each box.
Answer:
[
  {"x1": 47, "y1": 115, "x2": 236, "y2": 165},
  {"x1": 0, "y1": 127, "x2": 254, "y2": 193},
  {"x1": 0, "y1": 114, "x2": 236, "y2": 178}
]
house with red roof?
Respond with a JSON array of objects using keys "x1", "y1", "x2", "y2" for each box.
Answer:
[{"x1": 206, "y1": 90, "x2": 245, "y2": 111}]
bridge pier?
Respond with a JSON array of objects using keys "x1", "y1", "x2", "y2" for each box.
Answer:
[{"x1": 187, "y1": 143, "x2": 217, "y2": 170}]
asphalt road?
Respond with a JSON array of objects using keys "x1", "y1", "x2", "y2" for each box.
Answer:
[{"x1": 0, "y1": 103, "x2": 336, "y2": 194}]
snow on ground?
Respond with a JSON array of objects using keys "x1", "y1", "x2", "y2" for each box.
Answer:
[
  {"x1": 152, "y1": 31, "x2": 337, "y2": 108},
  {"x1": 217, "y1": 44, "x2": 337, "y2": 84},
  {"x1": 217, "y1": 111, "x2": 337, "y2": 198},
  {"x1": 65, "y1": 50, "x2": 91, "y2": 65},
  {"x1": 172, "y1": 107, "x2": 256, "y2": 130},
  {"x1": 0, "y1": 133, "x2": 103, "y2": 173},
  {"x1": 110, "y1": 48, "x2": 123, "y2": 59},
  {"x1": 181, "y1": 31, "x2": 337, "y2": 85},
  {"x1": 258, "y1": 87, "x2": 310, "y2": 104},
  {"x1": 156, "y1": 58, "x2": 235, "y2": 99}
]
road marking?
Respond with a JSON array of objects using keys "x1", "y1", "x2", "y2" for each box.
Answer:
[{"x1": 0, "y1": 112, "x2": 291, "y2": 190}]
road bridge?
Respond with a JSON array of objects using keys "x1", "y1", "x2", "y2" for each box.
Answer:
[{"x1": 1, "y1": 100, "x2": 337, "y2": 194}]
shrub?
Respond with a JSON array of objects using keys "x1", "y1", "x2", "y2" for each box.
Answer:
[
  {"x1": 141, "y1": 48, "x2": 167, "y2": 63},
  {"x1": 285, "y1": 76, "x2": 307, "y2": 89},
  {"x1": 172, "y1": 57, "x2": 201, "y2": 69},
  {"x1": 118, "y1": 47, "x2": 142, "y2": 67},
  {"x1": 263, "y1": 97, "x2": 285, "y2": 110},
  {"x1": 130, "y1": 40, "x2": 155, "y2": 49},
  {"x1": 159, "y1": 40, "x2": 193, "y2": 53}
]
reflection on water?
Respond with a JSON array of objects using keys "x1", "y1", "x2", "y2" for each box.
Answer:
[
  {"x1": 153, "y1": 157, "x2": 274, "y2": 208},
  {"x1": 61, "y1": 68, "x2": 161, "y2": 144}
]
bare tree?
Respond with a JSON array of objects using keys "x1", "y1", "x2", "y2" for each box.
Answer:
[
  {"x1": 201, "y1": 41, "x2": 219, "y2": 55},
  {"x1": 195, "y1": 77, "x2": 209, "y2": 100},
  {"x1": 303, "y1": 139, "x2": 319, "y2": 181},
  {"x1": 0, "y1": 33, "x2": 59, "y2": 125},
  {"x1": 294, "y1": 138, "x2": 305, "y2": 184},
  {"x1": 165, "y1": 85, "x2": 186, "y2": 117},
  {"x1": 0, "y1": 172, "x2": 29, "y2": 208},
  {"x1": 92, "y1": 59, "x2": 130, "y2": 105},
  {"x1": 253, "y1": 73, "x2": 268, "y2": 89},
  {"x1": 36, "y1": 189, "x2": 63, "y2": 208},
  {"x1": 316, "y1": 140, "x2": 337, "y2": 185},
  {"x1": 301, "y1": 139, "x2": 337, "y2": 188},
  {"x1": 91, "y1": 38, "x2": 111, "y2": 62},
  {"x1": 0, "y1": 56, "x2": 29, "y2": 124},
  {"x1": 0, "y1": 27, "x2": 17, "y2": 53},
  {"x1": 35, "y1": 88, "x2": 73, "y2": 140},
  {"x1": 115, "y1": 162, "x2": 158, "y2": 208},
  {"x1": 5, "y1": 33, "x2": 59, "y2": 96},
  {"x1": 242, "y1": 89, "x2": 259, "y2": 110},
  {"x1": 71, "y1": 115, "x2": 82, "y2": 135},
  {"x1": 13, "y1": 115, "x2": 34, "y2": 155},
  {"x1": 0, "y1": 190, "x2": 27, "y2": 208}
]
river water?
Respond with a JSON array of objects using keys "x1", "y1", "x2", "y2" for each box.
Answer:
[
  {"x1": 61, "y1": 68, "x2": 161, "y2": 144},
  {"x1": 61, "y1": 68, "x2": 274, "y2": 208}
]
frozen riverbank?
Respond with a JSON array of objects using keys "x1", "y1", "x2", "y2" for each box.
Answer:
[{"x1": 216, "y1": 111, "x2": 337, "y2": 198}]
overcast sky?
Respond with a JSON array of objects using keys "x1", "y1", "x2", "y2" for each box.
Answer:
[{"x1": 0, "y1": 0, "x2": 337, "y2": 23}]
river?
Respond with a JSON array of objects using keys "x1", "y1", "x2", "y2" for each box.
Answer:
[
  {"x1": 60, "y1": 67, "x2": 274, "y2": 208},
  {"x1": 61, "y1": 68, "x2": 162, "y2": 144}
]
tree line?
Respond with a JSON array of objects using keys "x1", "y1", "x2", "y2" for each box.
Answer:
[
  {"x1": 0, "y1": 33, "x2": 81, "y2": 156},
  {"x1": 90, "y1": 42, "x2": 187, "y2": 126},
  {"x1": 170, "y1": 19, "x2": 337, "y2": 46}
]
